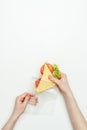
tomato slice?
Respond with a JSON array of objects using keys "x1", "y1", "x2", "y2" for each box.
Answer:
[
  {"x1": 35, "y1": 78, "x2": 41, "y2": 88},
  {"x1": 47, "y1": 63, "x2": 54, "y2": 73},
  {"x1": 40, "y1": 63, "x2": 54, "y2": 75},
  {"x1": 40, "y1": 65, "x2": 44, "y2": 75}
]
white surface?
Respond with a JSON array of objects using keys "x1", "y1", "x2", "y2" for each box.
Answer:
[{"x1": 0, "y1": 0, "x2": 87, "y2": 129}]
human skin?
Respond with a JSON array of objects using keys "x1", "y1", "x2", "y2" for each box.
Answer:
[
  {"x1": 2, "y1": 73, "x2": 87, "y2": 130},
  {"x1": 49, "y1": 73, "x2": 87, "y2": 130},
  {"x1": 2, "y1": 92, "x2": 38, "y2": 130}
]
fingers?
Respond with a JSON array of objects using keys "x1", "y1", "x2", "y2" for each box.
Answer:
[
  {"x1": 16, "y1": 92, "x2": 38, "y2": 106},
  {"x1": 24, "y1": 95, "x2": 30, "y2": 105},
  {"x1": 60, "y1": 72, "x2": 67, "y2": 78},
  {"x1": 29, "y1": 96, "x2": 38, "y2": 100},
  {"x1": 19, "y1": 92, "x2": 35, "y2": 99},
  {"x1": 28, "y1": 97, "x2": 38, "y2": 105},
  {"x1": 26, "y1": 93, "x2": 35, "y2": 97},
  {"x1": 23, "y1": 95, "x2": 38, "y2": 106},
  {"x1": 18, "y1": 92, "x2": 35, "y2": 101},
  {"x1": 29, "y1": 100, "x2": 38, "y2": 105},
  {"x1": 48, "y1": 75, "x2": 59, "y2": 85},
  {"x1": 60, "y1": 72, "x2": 65, "y2": 77},
  {"x1": 18, "y1": 92, "x2": 28, "y2": 99}
]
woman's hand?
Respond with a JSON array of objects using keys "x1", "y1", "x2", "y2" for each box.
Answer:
[
  {"x1": 49, "y1": 73, "x2": 87, "y2": 130},
  {"x1": 49, "y1": 72, "x2": 72, "y2": 96},
  {"x1": 12, "y1": 92, "x2": 38, "y2": 119},
  {"x1": 2, "y1": 92, "x2": 38, "y2": 130}
]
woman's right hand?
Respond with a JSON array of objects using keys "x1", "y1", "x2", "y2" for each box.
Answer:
[
  {"x1": 49, "y1": 73, "x2": 72, "y2": 96},
  {"x1": 49, "y1": 73, "x2": 87, "y2": 130},
  {"x1": 12, "y1": 92, "x2": 38, "y2": 119}
]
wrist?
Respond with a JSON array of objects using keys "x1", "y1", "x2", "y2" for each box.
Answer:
[
  {"x1": 11, "y1": 112, "x2": 20, "y2": 122},
  {"x1": 63, "y1": 89, "x2": 73, "y2": 99}
]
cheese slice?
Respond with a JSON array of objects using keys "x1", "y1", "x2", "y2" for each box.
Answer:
[{"x1": 35, "y1": 64, "x2": 55, "y2": 93}]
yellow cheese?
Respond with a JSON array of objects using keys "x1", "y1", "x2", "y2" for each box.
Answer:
[{"x1": 35, "y1": 64, "x2": 55, "y2": 93}]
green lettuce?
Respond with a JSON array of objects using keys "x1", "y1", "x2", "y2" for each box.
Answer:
[{"x1": 53, "y1": 64, "x2": 61, "y2": 79}]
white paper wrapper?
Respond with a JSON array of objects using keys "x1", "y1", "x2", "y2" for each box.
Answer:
[{"x1": 26, "y1": 77, "x2": 58, "y2": 115}]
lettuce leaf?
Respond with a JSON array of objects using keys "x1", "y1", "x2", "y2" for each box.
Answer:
[{"x1": 53, "y1": 64, "x2": 61, "y2": 79}]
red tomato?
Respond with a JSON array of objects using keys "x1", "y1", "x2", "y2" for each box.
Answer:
[
  {"x1": 40, "y1": 63, "x2": 54, "y2": 75},
  {"x1": 47, "y1": 63, "x2": 54, "y2": 73},
  {"x1": 40, "y1": 65, "x2": 44, "y2": 75},
  {"x1": 35, "y1": 78, "x2": 41, "y2": 87}
]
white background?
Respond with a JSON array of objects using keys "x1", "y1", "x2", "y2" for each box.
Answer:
[{"x1": 0, "y1": 0, "x2": 87, "y2": 129}]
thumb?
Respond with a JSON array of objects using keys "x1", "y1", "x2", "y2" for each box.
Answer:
[
  {"x1": 48, "y1": 75, "x2": 59, "y2": 85},
  {"x1": 24, "y1": 96, "x2": 30, "y2": 105}
]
